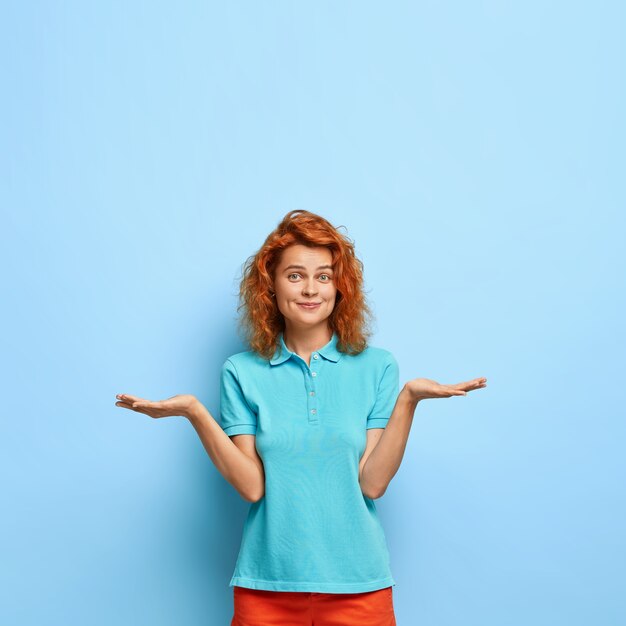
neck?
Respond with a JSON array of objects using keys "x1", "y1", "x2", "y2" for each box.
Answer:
[{"x1": 283, "y1": 324, "x2": 332, "y2": 357}]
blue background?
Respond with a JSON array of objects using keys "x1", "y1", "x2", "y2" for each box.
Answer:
[{"x1": 1, "y1": 2, "x2": 624, "y2": 624}]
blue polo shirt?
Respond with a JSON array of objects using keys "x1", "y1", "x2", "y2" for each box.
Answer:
[{"x1": 219, "y1": 330, "x2": 400, "y2": 593}]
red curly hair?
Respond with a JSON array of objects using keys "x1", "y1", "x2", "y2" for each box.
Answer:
[{"x1": 236, "y1": 210, "x2": 375, "y2": 360}]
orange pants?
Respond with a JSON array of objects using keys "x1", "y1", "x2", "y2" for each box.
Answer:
[{"x1": 230, "y1": 585, "x2": 396, "y2": 625}]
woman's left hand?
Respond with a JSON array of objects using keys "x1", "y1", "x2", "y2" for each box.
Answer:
[{"x1": 404, "y1": 376, "x2": 487, "y2": 402}]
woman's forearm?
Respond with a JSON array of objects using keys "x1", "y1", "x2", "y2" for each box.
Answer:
[
  {"x1": 186, "y1": 400, "x2": 264, "y2": 502},
  {"x1": 360, "y1": 386, "x2": 420, "y2": 499}
]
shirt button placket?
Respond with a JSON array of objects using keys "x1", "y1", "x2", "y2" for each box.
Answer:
[{"x1": 308, "y1": 353, "x2": 319, "y2": 423}]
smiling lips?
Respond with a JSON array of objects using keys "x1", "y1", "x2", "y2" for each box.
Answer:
[{"x1": 298, "y1": 302, "x2": 321, "y2": 308}]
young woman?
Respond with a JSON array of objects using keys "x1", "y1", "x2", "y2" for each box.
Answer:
[{"x1": 115, "y1": 210, "x2": 487, "y2": 625}]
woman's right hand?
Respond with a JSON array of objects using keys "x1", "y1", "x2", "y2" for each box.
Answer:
[{"x1": 115, "y1": 393, "x2": 198, "y2": 419}]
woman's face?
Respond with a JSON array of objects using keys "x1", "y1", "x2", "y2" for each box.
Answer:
[{"x1": 272, "y1": 244, "x2": 337, "y2": 332}]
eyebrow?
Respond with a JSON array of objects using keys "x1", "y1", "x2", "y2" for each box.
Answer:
[{"x1": 283, "y1": 264, "x2": 333, "y2": 272}]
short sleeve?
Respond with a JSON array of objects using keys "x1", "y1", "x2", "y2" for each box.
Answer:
[
  {"x1": 366, "y1": 353, "x2": 400, "y2": 429},
  {"x1": 219, "y1": 358, "x2": 258, "y2": 436}
]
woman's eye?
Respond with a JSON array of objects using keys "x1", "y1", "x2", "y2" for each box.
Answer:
[{"x1": 287, "y1": 273, "x2": 332, "y2": 281}]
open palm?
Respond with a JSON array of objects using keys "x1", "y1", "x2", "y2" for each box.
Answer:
[
  {"x1": 114, "y1": 393, "x2": 197, "y2": 419},
  {"x1": 405, "y1": 376, "x2": 487, "y2": 401}
]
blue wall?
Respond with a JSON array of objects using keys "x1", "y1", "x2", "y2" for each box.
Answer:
[{"x1": 1, "y1": 2, "x2": 624, "y2": 624}]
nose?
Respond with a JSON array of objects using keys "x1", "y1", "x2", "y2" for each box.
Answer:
[{"x1": 302, "y1": 280, "x2": 317, "y2": 296}]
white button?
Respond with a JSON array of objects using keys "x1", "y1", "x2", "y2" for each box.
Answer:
[
  {"x1": 311, "y1": 409, "x2": 317, "y2": 414},
  {"x1": 313, "y1": 354, "x2": 319, "y2": 359},
  {"x1": 310, "y1": 391, "x2": 315, "y2": 396},
  {"x1": 312, "y1": 372, "x2": 317, "y2": 377}
]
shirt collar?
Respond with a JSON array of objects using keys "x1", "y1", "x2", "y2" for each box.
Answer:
[{"x1": 270, "y1": 331, "x2": 342, "y2": 365}]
